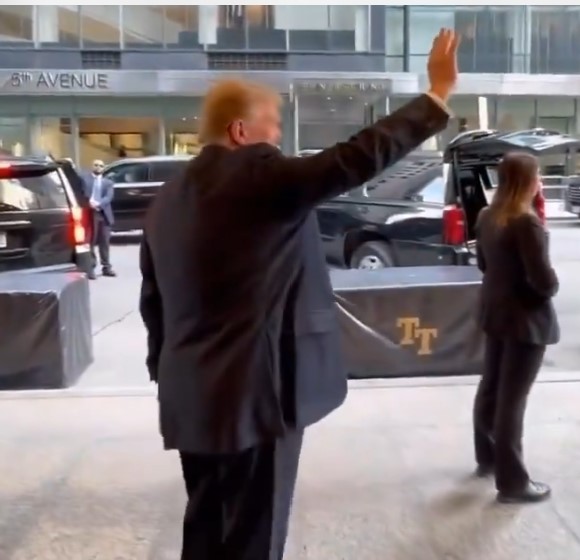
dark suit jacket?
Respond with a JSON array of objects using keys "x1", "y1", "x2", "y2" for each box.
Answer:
[
  {"x1": 476, "y1": 208, "x2": 560, "y2": 346},
  {"x1": 139, "y1": 94, "x2": 450, "y2": 454},
  {"x1": 81, "y1": 172, "x2": 115, "y2": 225}
]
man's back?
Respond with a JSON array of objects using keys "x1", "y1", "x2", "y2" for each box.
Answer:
[{"x1": 142, "y1": 144, "x2": 346, "y2": 454}]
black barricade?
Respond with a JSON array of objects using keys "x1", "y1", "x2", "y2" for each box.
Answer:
[
  {"x1": 331, "y1": 266, "x2": 484, "y2": 378},
  {"x1": 0, "y1": 271, "x2": 93, "y2": 389}
]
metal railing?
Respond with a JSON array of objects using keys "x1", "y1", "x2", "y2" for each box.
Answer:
[{"x1": 540, "y1": 176, "x2": 575, "y2": 220}]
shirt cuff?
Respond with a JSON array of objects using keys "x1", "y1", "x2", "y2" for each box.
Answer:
[{"x1": 425, "y1": 91, "x2": 454, "y2": 117}]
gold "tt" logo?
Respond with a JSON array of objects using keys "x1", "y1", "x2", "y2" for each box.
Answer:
[{"x1": 397, "y1": 317, "x2": 438, "y2": 356}]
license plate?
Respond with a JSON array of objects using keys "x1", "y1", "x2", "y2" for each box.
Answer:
[{"x1": 0, "y1": 231, "x2": 6, "y2": 248}]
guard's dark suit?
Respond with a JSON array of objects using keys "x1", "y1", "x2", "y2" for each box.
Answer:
[
  {"x1": 474, "y1": 208, "x2": 559, "y2": 493},
  {"x1": 139, "y1": 94, "x2": 449, "y2": 560}
]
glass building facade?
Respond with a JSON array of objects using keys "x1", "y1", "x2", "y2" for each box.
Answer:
[{"x1": 1, "y1": 5, "x2": 580, "y2": 165}]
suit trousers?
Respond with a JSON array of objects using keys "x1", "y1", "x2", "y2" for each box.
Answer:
[
  {"x1": 473, "y1": 336, "x2": 545, "y2": 493},
  {"x1": 179, "y1": 430, "x2": 303, "y2": 560},
  {"x1": 90, "y1": 211, "x2": 112, "y2": 272}
]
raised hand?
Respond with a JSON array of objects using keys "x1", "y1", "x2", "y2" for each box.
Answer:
[{"x1": 427, "y1": 28, "x2": 460, "y2": 103}]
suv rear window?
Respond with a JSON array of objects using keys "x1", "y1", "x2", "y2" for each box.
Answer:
[{"x1": 0, "y1": 170, "x2": 68, "y2": 212}]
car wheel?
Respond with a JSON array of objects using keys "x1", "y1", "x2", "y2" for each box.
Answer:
[{"x1": 350, "y1": 241, "x2": 394, "y2": 270}]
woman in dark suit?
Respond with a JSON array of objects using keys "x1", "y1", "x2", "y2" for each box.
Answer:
[{"x1": 473, "y1": 151, "x2": 559, "y2": 504}]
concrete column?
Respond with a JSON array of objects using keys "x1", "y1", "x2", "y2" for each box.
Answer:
[
  {"x1": 198, "y1": 6, "x2": 218, "y2": 45},
  {"x1": 478, "y1": 96, "x2": 489, "y2": 130},
  {"x1": 71, "y1": 117, "x2": 80, "y2": 168},
  {"x1": 293, "y1": 93, "x2": 300, "y2": 155},
  {"x1": 157, "y1": 119, "x2": 166, "y2": 155},
  {"x1": 34, "y1": 6, "x2": 59, "y2": 45},
  {"x1": 354, "y1": 6, "x2": 369, "y2": 52},
  {"x1": 280, "y1": 94, "x2": 297, "y2": 156}
]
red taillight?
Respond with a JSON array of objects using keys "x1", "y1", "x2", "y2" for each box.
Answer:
[
  {"x1": 0, "y1": 162, "x2": 12, "y2": 177},
  {"x1": 443, "y1": 205, "x2": 466, "y2": 245},
  {"x1": 70, "y1": 207, "x2": 87, "y2": 245},
  {"x1": 533, "y1": 191, "x2": 546, "y2": 225}
]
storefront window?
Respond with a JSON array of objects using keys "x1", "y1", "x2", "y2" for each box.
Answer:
[
  {"x1": 165, "y1": 117, "x2": 202, "y2": 155},
  {"x1": 77, "y1": 117, "x2": 161, "y2": 168},
  {"x1": 537, "y1": 97, "x2": 576, "y2": 134},
  {"x1": 0, "y1": 118, "x2": 27, "y2": 156},
  {"x1": 495, "y1": 97, "x2": 536, "y2": 131},
  {"x1": 32, "y1": 117, "x2": 74, "y2": 159},
  {"x1": 298, "y1": 94, "x2": 366, "y2": 150}
]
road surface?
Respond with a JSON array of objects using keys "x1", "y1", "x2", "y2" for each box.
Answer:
[{"x1": 80, "y1": 221, "x2": 580, "y2": 388}]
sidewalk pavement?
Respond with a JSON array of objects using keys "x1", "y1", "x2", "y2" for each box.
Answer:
[{"x1": 2, "y1": 377, "x2": 580, "y2": 560}]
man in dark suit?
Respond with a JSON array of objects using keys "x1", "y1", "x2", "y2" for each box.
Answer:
[
  {"x1": 140, "y1": 29, "x2": 458, "y2": 560},
  {"x1": 81, "y1": 159, "x2": 117, "y2": 280}
]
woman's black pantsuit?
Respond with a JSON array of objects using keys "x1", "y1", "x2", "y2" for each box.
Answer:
[{"x1": 473, "y1": 209, "x2": 559, "y2": 495}]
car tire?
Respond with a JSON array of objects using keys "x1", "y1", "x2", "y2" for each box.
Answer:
[{"x1": 350, "y1": 241, "x2": 394, "y2": 270}]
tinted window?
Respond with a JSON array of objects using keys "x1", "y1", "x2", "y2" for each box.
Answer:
[
  {"x1": 420, "y1": 176, "x2": 445, "y2": 204},
  {"x1": 149, "y1": 160, "x2": 188, "y2": 182},
  {"x1": 105, "y1": 162, "x2": 149, "y2": 184},
  {"x1": 34, "y1": 171, "x2": 69, "y2": 209},
  {"x1": 0, "y1": 170, "x2": 68, "y2": 212}
]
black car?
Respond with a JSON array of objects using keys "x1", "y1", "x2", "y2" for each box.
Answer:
[
  {"x1": 0, "y1": 156, "x2": 92, "y2": 275},
  {"x1": 316, "y1": 150, "x2": 462, "y2": 269},
  {"x1": 103, "y1": 155, "x2": 191, "y2": 232},
  {"x1": 318, "y1": 129, "x2": 580, "y2": 269}
]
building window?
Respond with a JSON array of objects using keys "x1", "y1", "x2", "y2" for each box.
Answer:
[
  {"x1": 408, "y1": 6, "x2": 523, "y2": 74},
  {"x1": 0, "y1": 6, "x2": 33, "y2": 44},
  {"x1": 80, "y1": 5, "x2": 120, "y2": 48},
  {"x1": 36, "y1": 6, "x2": 81, "y2": 48},
  {"x1": 530, "y1": 7, "x2": 580, "y2": 74},
  {"x1": 122, "y1": 6, "x2": 200, "y2": 49},
  {"x1": 385, "y1": 6, "x2": 404, "y2": 71},
  {"x1": 277, "y1": 6, "x2": 368, "y2": 52}
]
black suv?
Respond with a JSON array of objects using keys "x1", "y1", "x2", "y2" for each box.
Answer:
[
  {"x1": 103, "y1": 155, "x2": 191, "y2": 232},
  {"x1": 0, "y1": 156, "x2": 92, "y2": 275},
  {"x1": 317, "y1": 129, "x2": 580, "y2": 269},
  {"x1": 444, "y1": 128, "x2": 580, "y2": 263}
]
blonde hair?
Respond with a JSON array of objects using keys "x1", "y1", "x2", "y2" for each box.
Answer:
[
  {"x1": 489, "y1": 151, "x2": 539, "y2": 227},
  {"x1": 199, "y1": 79, "x2": 282, "y2": 143}
]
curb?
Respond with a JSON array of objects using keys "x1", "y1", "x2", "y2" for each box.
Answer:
[{"x1": 1, "y1": 371, "x2": 579, "y2": 400}]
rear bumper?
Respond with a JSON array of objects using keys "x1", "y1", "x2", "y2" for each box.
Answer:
[
  {"x1": 450, "y1": 245, "x2": 475, "y2": 266},
  {"x1": 71, "y1": 243, "x2": 91, "y2": 276}
]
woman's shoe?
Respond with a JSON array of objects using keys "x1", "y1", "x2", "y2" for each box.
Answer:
[{"x1": 497, "y1": 481, "x2": 551, "y2": 504}]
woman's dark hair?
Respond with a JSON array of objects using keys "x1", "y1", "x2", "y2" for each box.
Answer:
[{"x1": 489, "y1": 151, "x2": 539, "y2": 226}]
